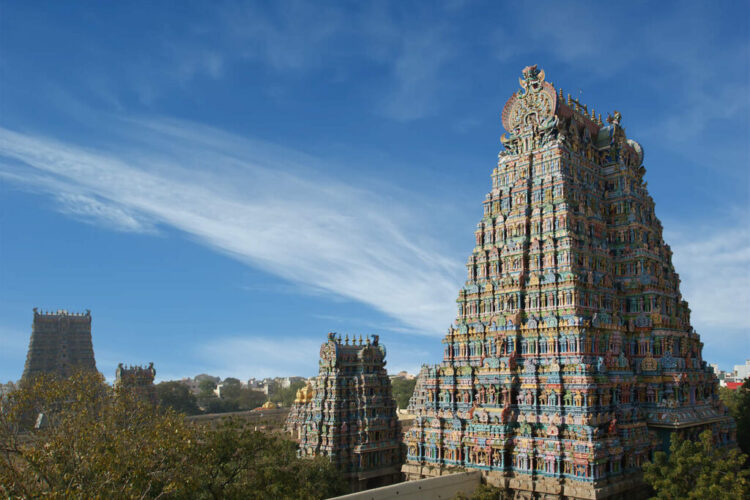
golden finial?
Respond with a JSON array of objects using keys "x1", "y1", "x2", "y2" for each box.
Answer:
[
  {"x1": 359, "y1": 334, "x2": 363, "y2": 345},
  {"x1": 598, "y1": 113, "x2": 603, "y2": 125},
  {"x1": 591, "y1": 108, "x2": 596, "y2": 120},
  {"x1": 567, "y1": 93, "x2": 572, "y2": 106},
  {"x1": 345, "y1": 334, "x2": 349, "y2": 345},
  {"x1": 558, "y1": 87, "x2": 563, "y2": 99}
]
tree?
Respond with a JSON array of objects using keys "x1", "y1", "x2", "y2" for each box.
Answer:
[
  {"x1": 236, "y1": 387, "x2": 267, "y2": 410},
  {"x1": 270, "y1": 380, "x2": 306, "y2": 407},
  {"x1": 192, "y1": 418, "x2": 347, "y2": 499},
  {"x1": 198, "y1": 378, "x2": 218, "y2": 398},
  {"x1": 156, "y1": 381, "x2": 201, "y2": 415},
  {"x1": 643, "y1": 429, "x2": 749, "y2": 499},
  {"x1": 0, "y1": 370, "x2": 347, "y2": 499},
  {"x1": 1, "y1": 371, "x2": 196, "y2": 498},
  {"x1": 218, "y1": 378, "x2": 243, "y2": 401},
  {"x1": 720, "y1": 379, "x2": 750, "y2": 456},
  {"x1": 390, "y1": 377, "x2": 417, "y2": 409}
]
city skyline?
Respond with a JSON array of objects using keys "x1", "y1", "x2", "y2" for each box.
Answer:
[{"x1": 1, "y1": 1, "x2": 748, "y2": 382}]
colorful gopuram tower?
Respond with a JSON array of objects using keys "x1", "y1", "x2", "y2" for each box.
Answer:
[
  {"x1": 114, "y1": 362, "x2": 157, "y2": 404},
  {"x1": 402, "y1": 66, "x2": 735, "y2": 499},
  {"x1": 285, "y1": 333, "x2": 403, "y2": 491},
  {"x1": 22, "y1": 308, "x2": 97, "y2": 382}
]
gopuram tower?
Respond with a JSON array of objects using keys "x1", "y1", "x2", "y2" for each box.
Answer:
[
  {"x1": 402, "y1": 66, "x2": 735, "y2": 499},
  {"x1": 22, "y1": 308, "x2": 97, "y2": 382},
  {"x1": 286, "y1": 333, "x2": 403, "y2": 491},
  {"x1": 115, "y1": 362, "x2": 157, "y2": 405}
]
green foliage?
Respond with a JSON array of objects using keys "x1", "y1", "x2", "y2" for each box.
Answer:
[
  {"x1": 197, "y1": 381, "x2": 266, "y2": 414},
  {"x1": 234, "y1": 386, "x2": 267, "y2": 410},
  {"x1": 390, "y1": 377, "x2": 417, "y2": 409},
  {"x1": 199, "y1": 396, "x2": 240, "y2": 413},
  {"x1": 720, "y1": 380, "x2": 750, "y2": 456},
  {"x1": 643, "y1": 429, "x2": 750, "y2": 500},
  {"x1": 1, "y1": 371, "x2": 196, "y2": 498},
  {"x1": 198, "y1": 378, "x2": 217, "y2": 397},
  {"x1": 0, "y1": 371, "x2": 347, "y2": 499},
  {"x1": 156, "y1": 381, "x2": 201, "y2": 415},
  {"x1": 193, "y1": 418, "x2": 347, "y2": 499},
  {"x1": 270, "y1": 380, "x2": 306, "y2": 407}
]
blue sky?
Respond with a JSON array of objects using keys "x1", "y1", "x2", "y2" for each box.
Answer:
[{"x1": 0, "y1": 1, "x2": 748, "y2": 382}]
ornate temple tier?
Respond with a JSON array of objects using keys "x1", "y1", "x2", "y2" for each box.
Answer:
[
  {"x1": 285, "y1": 333, "x2": 404, "y2": 491},
  {"x1": 402, "y1": 66, "x2": 735, "y2": 500}
]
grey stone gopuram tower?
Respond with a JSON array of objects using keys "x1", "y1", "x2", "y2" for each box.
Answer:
[{"x1": 22, "y1": 308, "x2": 97, "y2": 381}]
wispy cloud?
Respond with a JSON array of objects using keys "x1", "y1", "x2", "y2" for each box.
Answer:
[
  {"x1": 55, "y1": 193, "x2": 158, "y2": 234},
  {"x1": 0, "y1": 120, "x2": 462, "y2": 335},
  {"x1": 667, "y1": 221, "x2": 750, "y2": 333}
]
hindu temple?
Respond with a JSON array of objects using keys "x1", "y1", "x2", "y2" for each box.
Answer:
[
  {"x1": 285, "y1": 332, "x2": 403, "y2": 491},
  {"x1": 22, "y1": 308, "x2": 97, "y2": 382},
  {"x1": 402, "y1": 66, "x2": 735, "y2": 499},
  {"x1": 114, "y1": 362, "x2": 157, "y2": 404}
]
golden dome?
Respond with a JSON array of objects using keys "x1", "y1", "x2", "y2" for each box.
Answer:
[
  {"x1": 294, "y1": 387, "x2": 304, "y2": 404},
  {"x1": 300, "y1": 381, "x2": 314, "y2": 403}
]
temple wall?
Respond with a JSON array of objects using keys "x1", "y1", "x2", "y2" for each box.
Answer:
[{"x1": 328, "y1": 471, "x2": 481, "y2": 500}]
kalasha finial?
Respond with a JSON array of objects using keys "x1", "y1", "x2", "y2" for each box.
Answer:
[{"x1": 345, "y1": 334, "x2": 349, "y2": 345}]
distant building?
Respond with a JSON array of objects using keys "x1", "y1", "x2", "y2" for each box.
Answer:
[
  {"x1": 389, "y1": 371, "x2": 415, "y2": 380},
  {"x1": 280, "y1": 376, "x2": 306, "y2": 389},
  {"x1": 286, "y1": 333, "x2": 403, "y2": 491},
  {"x1": 115, "y1": 363, "x2": 157, "y2": 404},
  {"x1": 22, "y1": 308, "x2": 97, "y2": 382},
  {"x1": 732, "y1": 360, "x2": 750, "y2": 381}
]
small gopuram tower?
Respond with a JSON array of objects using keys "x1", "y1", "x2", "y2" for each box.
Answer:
[
  {"x1": 114, "y1": 363, "x2": 157, "y2": 404},
  {"x1": 402, "y1": 66, "x2": 734, "y2": 499},
  {"x1": 285, "y1": 333, "x2": 403, "y2": 491},
  {"x1": 22, "y1": 308, "x2": 97, "y2": 382}
]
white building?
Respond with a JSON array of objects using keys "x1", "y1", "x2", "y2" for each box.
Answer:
[{"x1": 733, "y1": 360, "x2": 750, "y2": 381}]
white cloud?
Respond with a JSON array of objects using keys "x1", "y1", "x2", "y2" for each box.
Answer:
[
  {"x1": 197, "y1": 336, "x2": 324, "y2": 379},
  {"x1": 666, "y1": 221, "x2": 750, "y2": 334},
  {"x1": 0, "y1": 121, "x2": 462, "y2": 335},
  {"x1": 55, "y1": 193, "x2": 158, "y2": 234}
]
